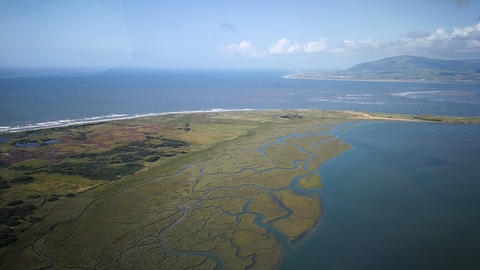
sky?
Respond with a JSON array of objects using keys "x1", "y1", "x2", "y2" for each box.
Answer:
[{"x1": 1, "y1": 0, "x2": 480, "y2": 70}]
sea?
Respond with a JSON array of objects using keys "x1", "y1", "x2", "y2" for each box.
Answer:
[
  {"x1": 1, "y1": 68, "x2": 480, "y2": 269},
  {"x1": 1, "y1": 68, "x2": 479, "y2": 132}
]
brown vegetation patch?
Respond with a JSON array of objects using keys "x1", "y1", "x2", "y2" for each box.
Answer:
[{"x1": 1, "y1": 150, "x2": 39, "y2": 166}]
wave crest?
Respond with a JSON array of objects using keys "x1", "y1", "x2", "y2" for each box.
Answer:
[{"x1": 0, "y1": 109, "x2": 255, "y2": 133}]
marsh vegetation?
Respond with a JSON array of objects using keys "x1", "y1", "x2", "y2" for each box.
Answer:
[{"x1": 0, "y1": 110, "x2": 478, "y2": 269}]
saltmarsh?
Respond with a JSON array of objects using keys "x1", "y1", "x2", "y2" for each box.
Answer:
[{"x1": 1, "y1": 110, "x2": 476, "y2": 269}]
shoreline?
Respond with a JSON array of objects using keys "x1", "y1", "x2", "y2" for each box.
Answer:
[
  {"x1": 2, "y1": 108, "x2": 479, "y2": 135},
  {"x1": 0, "y1": 108, "x2": 258, "y2": 134},
  {"x1": 283, "y1": 72, "x2": 480, "y2": 84}
]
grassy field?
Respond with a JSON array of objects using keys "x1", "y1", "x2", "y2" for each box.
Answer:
[{"x1": 0, "y1": 109, "x2": 478, "y2": 269}]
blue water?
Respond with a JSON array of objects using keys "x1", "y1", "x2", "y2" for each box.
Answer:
[
  {"x1": 1, "y1": 69, "x2": 480, "y2": 269},
  {"x1": 0, "y1": 68, "x2": 479, "y2": 132},
  {"x1": 279, "y1": 122, "x2": 480, "y2": 270},
  {"x1": 44, "y1": 139, "x2": 60, "y2": 145},
  {"x1": 15, "y1": 142, "x2": 41, "y2": 148}
]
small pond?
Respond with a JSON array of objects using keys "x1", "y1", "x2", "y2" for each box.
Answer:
[
  {"x1": 44, "y1": 139, "x2": 60, "y2": 145},
  {"x1": 15, "y1": 142, "x2": 41, "y2": 148},
  {"x1": 15, "y1": 139, "x2": 61, "y2": 148}
]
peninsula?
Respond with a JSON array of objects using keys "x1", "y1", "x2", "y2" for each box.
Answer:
[{"x1": 286, "y1": 55, "x2": 480, "y2": 82}]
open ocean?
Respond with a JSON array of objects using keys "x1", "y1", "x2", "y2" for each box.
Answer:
[
  {"x1": 1, "y1": 68, "x2": 479, "y2": 132},
  {"x1": 1, "y1": 68, "x2": 480, "y2": 269}
]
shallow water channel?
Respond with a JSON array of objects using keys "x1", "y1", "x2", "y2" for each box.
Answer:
[{"x1": 151, "y1": 129, "x2": 344, "y2": 269}]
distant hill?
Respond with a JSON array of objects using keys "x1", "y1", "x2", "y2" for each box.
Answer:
[
  {"x1": 346, "y1": 55, "x2": 480, "y2": 72},
  {"x1": 287, "y1": 55, "x2": 480, "y2": 82}
]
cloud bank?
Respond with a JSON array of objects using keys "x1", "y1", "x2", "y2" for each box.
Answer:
[
  {"x1": 218, "y1": 41, "x2": 265, "y2": 57},
  {"x1": 219, "y1": 22, "x2": 480, "y2": 60},
  {"x1": 339, "y1": 23, "x2": 480, "y2": 58},
  {"x1": 220, "y1": 38, "x2": 329, "y2": 58}
]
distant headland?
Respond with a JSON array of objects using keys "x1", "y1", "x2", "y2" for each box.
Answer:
[{"x1": 285, "y1": 55, "x2": 480, "y2": 82}]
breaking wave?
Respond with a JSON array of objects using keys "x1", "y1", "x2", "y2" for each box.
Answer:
[
  {"x1": 391, "y1": 91, "x2": 480, "y2": 104},
  {"x1": 308, "y1": 93, "x2": 385, "y2": 105},
  {"x1": 0, "y1": 109, "x2": 255, "y2": 133}
]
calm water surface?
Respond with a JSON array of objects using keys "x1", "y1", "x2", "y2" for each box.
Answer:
[
  {"x1": 1, "y1": 68, "x2": 479, "y2": 132},
  {"x1": 279, "y1": 122, "x2": 480, "y2": 270}
]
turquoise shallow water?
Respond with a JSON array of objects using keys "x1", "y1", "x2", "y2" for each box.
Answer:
[{"x1": 278, "y1": 121, "x2": 480, "y2": 270}]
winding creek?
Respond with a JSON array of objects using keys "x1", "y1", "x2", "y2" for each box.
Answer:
[
  {"x1": 144, "y1": 125, "x2": 353, "y2": 269},
  {"x1": 27, "y1": 121, "x2": 480, "y2": 269},
  {"x1": 27, "y1": 123, "x2": 357, "y2": 269}
]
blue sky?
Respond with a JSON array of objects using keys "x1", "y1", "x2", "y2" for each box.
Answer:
[{"x1": 1, "y1": 0, "x2": 479, "y2": 69}]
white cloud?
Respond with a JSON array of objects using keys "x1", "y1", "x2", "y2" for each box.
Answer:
[
  {"x1": 269, "y1": 38, "x2": 329, "y2": 54},
  {"x1": 219, "y1": 23, "x2": 480, "y2": 61},
  {"x1": 343, "y1": 38, "x2": 377, "y2": 49},
  {"x1": 218, "y1": 41, "x2": 265, "y2": 58},
  {"x1": 334, "y1": 23, "x2": 480, "y2": 58},
  {"x1": 425, "y1": 29, "x2": 450, "y2": 41},
  {"x1": 302, "y1": 38, "x2": 327, "y2": 53},
  {"x1": 404, "y1": 23, "x2": 480, "y2": 55},
  {"x1": 269, "y1": 38, "x2": 301, "y2": 54},
  {"x1": 451, "y1": 23, "x2": 480, "y2": 39},
  {"x1": 343, "y1": 39, "x2": 354, "y2": 47},
  {"x1": 220, "y1": 38, "x2": 330, "y2": 59},
  {"x1": 407, "y1": 23, "x2": 480, "y2": 43}
]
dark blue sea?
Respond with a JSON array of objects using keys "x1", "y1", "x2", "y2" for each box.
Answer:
[
  {"x1": 1, "y1": 68, "x2": 479, "y2": 132},
  {"x1": 1, "y1": 68, "x2": 480, "y2": 269}
]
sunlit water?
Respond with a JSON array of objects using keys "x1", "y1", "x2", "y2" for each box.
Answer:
[{"x1": 1, "y1": 68, "x2": 479, "y2": 132}]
